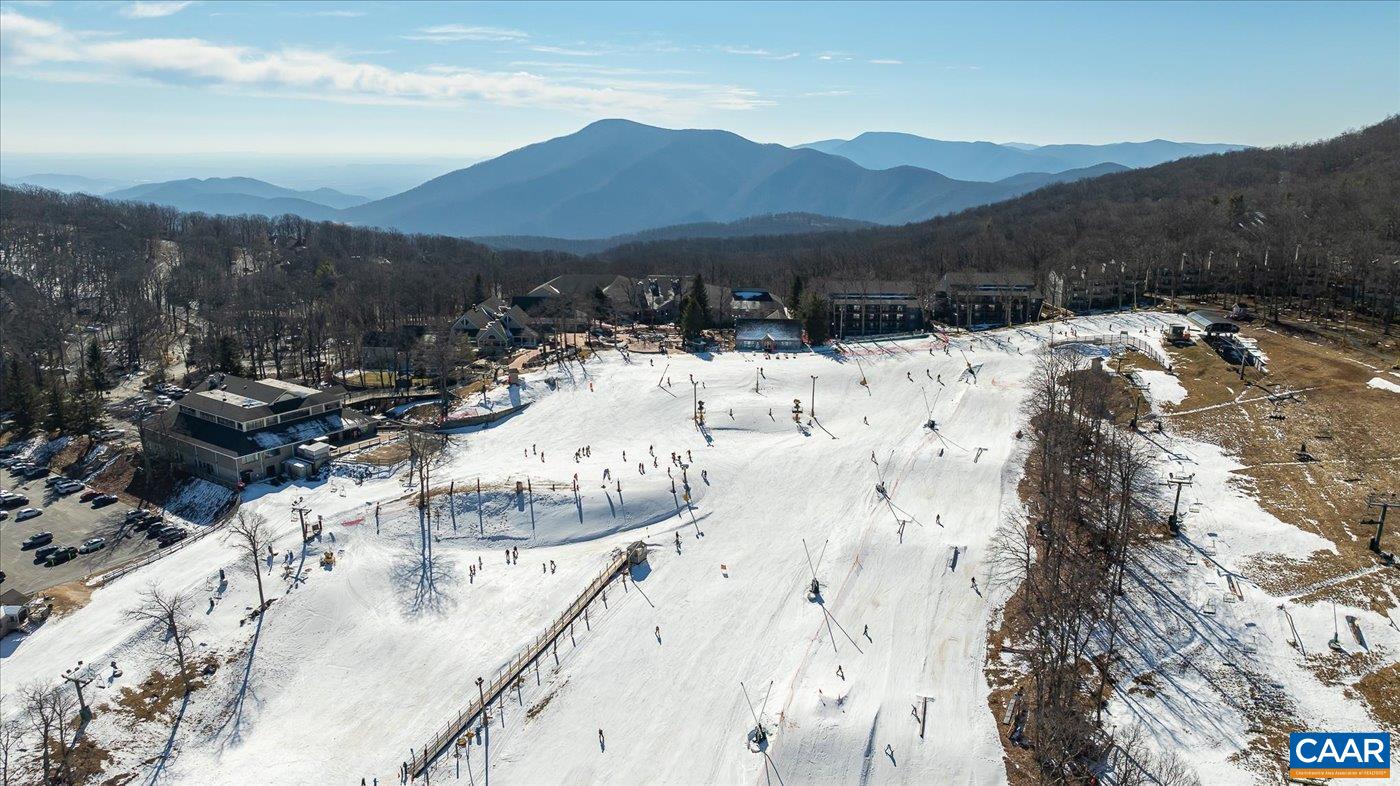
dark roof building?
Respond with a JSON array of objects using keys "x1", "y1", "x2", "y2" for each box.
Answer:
[
  {"x1": 821, "y1": 280, "x2": 925, "y2": 338},
  {"x1": 147, "y1": 374, "x2": 373, "y2": 488},
  {"x1": 735, "y1": 318, "x2": 804, "y2": 351},
  {"x1": 935, "y1": 271, "x2": 1043, "y2": 328}
]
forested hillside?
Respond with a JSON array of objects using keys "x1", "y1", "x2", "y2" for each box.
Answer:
[
  {"x1": 0, "y1": 188, "x2": 578, "y2": 387},
  {"x1": 600, "y1": 117, "x2": 1400, "y2": 293}
]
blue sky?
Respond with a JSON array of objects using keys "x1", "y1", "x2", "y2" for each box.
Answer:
[{"x1": 1, "y1": 0, "x2": 1396, "y2": 159}]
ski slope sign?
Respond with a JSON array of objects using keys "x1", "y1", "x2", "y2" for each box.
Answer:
[{"x1": 1288, "y1": 732, "x2": 1390, "y2": 779}]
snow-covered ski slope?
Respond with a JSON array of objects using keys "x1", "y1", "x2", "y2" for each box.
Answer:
[{"x1": 4, "y1": 311, "x2": 1385, "y2": 786}]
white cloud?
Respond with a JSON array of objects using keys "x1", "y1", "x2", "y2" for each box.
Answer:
[
  {"x1": 528, "y1": 44, "x2": 601, "y2": 57},
  {"x1": 121, "y1": 1, "x2": 193, "y2": 19},
  {"x1": 402, "y1": 24, "x2": 528, "y2": 43},
  {"x1": 721, "y1": 45, "x2": 800, "y2": 61},
  {"x1": 0, "y1": 10, "x2": 769, "y2": 116},
  {"x1": 869, "y1": 58, "x2": 902, "y2": 65},
  {"x1": 802, "y1": 89, "x2": 852, "y2": 97},
  {"x1": 816, "y1": 51, "x2": 853, "y2": 62},
  {"x1": 309, "y1": 9, "x2": 367, "y2": 18}
]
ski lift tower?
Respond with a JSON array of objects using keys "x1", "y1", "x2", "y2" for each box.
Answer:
[
  {"x1": 1164, "y1": 473, "x2": 1194, "y2": 535},
  {"x1": 1366, "y1": 492, "x2": 1399, "y2": 558}
]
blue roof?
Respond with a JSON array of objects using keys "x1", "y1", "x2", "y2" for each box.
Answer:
[{"x1": 732, "y1": 289, "x2": 774, "y2": 302}]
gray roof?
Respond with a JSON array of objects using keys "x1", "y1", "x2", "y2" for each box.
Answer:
[
  {"x1": 158, "y1": 406, "x2": 368, "y2": 457},
  {"x1": 822, "y1": 280, "x2": 920, "y2": 297},
  {"x1": 937, "y1": 270, "x2": 1037, "y2": 290},
  {"x1": 181, "y1": 375, "x2": 345, "y2": 422},
  {"x1": 528, "y1": 274, "x2": 633, "y2": 302}
]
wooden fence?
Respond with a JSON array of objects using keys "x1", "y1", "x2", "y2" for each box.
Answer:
[{"x1": 407, "y1": 547, "x2": 632, "y2": 778}]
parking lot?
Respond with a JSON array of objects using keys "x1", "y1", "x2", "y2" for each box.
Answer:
[{"x1": 1, "y1": 469, "x2": 162, "y2": 596}]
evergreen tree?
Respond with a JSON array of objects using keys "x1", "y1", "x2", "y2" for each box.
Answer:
[
  {"x1": 789, "y1": 274, "x2": 804, "y2": 315},
  {"x1": 85, "y1": 340, "x2": 108, "y2": 393},
  {"x1": 5, "y1": 358, "x2": 38, "y2": 432},
  {"x1": 680, "y1": 298, "x2": 705, "y2": 339},
  {"x1": 686, "y1": 274, "x2": 711, "y2": 329},
  {"x1": 213, "y1": 334, "x2": 242, "y2": 375},
  {"x1": 71, "y1": 388, "x2": 103, "y2": 434},
  {"x1": 800, "y1": 293, "x2": 830, "y2": 344},
  {"x1": 471, "y1": 273, "x2": 487, "y2": 306},
  {"x1": 44, "y1": 384, "x2": 68, "y2": 432}
]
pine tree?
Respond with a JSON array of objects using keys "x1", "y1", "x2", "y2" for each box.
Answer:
[
  {"x1": 5, "y1": 358, "x2": 38, "y2": 432},
  {"x1": 214, "y1": 335, "x2": 242, "y2": 375},
  {"x1": 85, "y1": 340, "x2": 108, "y2": 393},
  {"x1": 44, "y1": 385, "x2": 68, "y2": 432},
  {"x1": 789, "y1": 274, "x2": 804, "y2": 316},
  {"x1": 686, "y1": 275, "x2": 710, "y2": 329},
  {"x1": 471, "y1": 273, "x2": 487, "y2": 306},
  {"x1": 800, "y1": 293, "x2": 830, "y2": 344}
]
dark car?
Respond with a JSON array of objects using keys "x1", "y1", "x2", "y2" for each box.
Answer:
[
  {"x1": 157, "y1": 530, "x2": 189, "y2": 547},
  {"x1": 79, "y1": 490, "x2": 102, "y2": 502},
  {"x1": 34, "y1": 544, "x2": 59, "y2": 561},
  {"x1": 135, "y1": 515, "x2": 162, "y2": 531},
  {"x1": 0, "y1": 494, "x2": 28, "y2": 508},
  {"x1": 92, "y1": 494, "x2": 118, "y2": 507},
  {"x1": 23, "y1": 466, "x2": 49, "y2": 480},
  {"x1": 45, "y1": 546, "x2": 78, "y2": 567},
  {"x1": 146, "y1": 524, "x2": 177, "y2": 539},
  {"x1": 21, "y1": 531, "x2": 54, "y2": 549},
  {"x1": 124, "y1": 508, "x2": 146, "y2": 521}
]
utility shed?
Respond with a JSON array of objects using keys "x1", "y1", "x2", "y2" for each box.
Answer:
[
  {"x1": 735, "y1": 319, "x2": 804, "y2": 351},
  {"x1": 1186, "y1": 310, "x2": 1240, "y2": 335}
]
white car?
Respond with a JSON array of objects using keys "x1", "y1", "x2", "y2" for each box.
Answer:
[
  {"x1": 79, "y1": 537, "x2": 106, "y2": 554},
  {"x1": 55, "y1": 480, "x2": 84, "y2": 495},
  {"x1": 15, "y1": 507, "x2": 43, "y2": 521}
]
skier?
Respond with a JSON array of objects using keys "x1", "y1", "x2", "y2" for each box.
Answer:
[
  {"x1": 971, "y1": 576, "x2": 979, "y2": 591},
  {"x1": 836, "y1": 665, "x2": 845, "y2": 680},
  {"x1": 550, "y1": 560, "x2": 556, "y2": 574},
  {"x1": 655, "y1": 625, "x2": 661, "y2": 640},
  {"x1": 512, "y1": 546, "x2": 519, "y2": 563}
]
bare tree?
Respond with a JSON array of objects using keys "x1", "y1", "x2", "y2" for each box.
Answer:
[
  {"x1": 21, "y1": 682, "x2": 76, "y2": 785},
  {"x1": 225, "y1": 509, "x2": 271, "y2": 611},
  {"x1": 0, "y1": 716, "x2": 24, "y2": 786},
  {"x1": 124, "y1": 584, "x2": 201, "y2": 694}
]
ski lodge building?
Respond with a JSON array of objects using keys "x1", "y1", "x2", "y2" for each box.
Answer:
[
  {"x1": 147, "y1": 375, "x2": 374, "y2": 487},
  {"x1": 735, "y1": 318, "x2": 804, "y2": 351},
  {"x1": 822, "y1": 280, "x2": 926, "y2": 338}
]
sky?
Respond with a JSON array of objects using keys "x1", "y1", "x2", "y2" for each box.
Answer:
[{"x1": 0, "y1": 0, "x2": 1397, "y2": 164}]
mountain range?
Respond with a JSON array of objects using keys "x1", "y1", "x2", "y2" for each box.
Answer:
[
  {"x1": 25, "y1": 120, "x2": 1245, "y2": 241},
  {"x1": 339, "y1": 119, "x2": 1128, "y2": 238},
  {"x1": 799, "y1": 133, "x2": 1246, "y2": 181},
  {"x1": 103, "y1": 177, "x2": 369, "y2": 221},
  {"x1": 474, "y1": 212, "x2": 877, "y2": 255}
]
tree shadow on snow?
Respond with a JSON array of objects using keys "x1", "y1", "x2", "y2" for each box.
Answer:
[{"x1": 389, "y1": 511, "x2": 462, "y2": 616}]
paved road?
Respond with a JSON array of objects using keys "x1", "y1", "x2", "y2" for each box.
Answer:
[{"x1": 1, "y1": 469, "x2": 160, "y2": 597}]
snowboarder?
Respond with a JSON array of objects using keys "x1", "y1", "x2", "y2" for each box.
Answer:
[{"x1": 836, "y1": 665, "x2": 845, "y2": 680}]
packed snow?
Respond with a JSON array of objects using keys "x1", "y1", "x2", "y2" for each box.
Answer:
[
  {"x1": 1, "y1": 311, "x2": 1390, "y2": 786},
  {"x1": 1366, "y1": 375, "x2": 1400, "y2": 394}
]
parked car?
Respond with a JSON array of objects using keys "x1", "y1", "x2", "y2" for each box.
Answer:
[
  {"x1": 79, "y1": 537, "x2": 106, "y2": 554},
  {"x1": 15, "y1": 507, "x2": 42, "y2": 522},
  {"x1": 0, "y1": 492, "x2": 27, "y2": 508},
  {"x1": 157, "y1": 528, "x2": 188, "y2": 545},
  {"x1": 92, "y1": 494, "x2": 118, "y2": 507},
  {"x1": 0, "y1": 570, "x2": 6, "y2": 583},
  {"x1": 21, "y1": 531, "x2": 53, "y2": 549},
  {"x1": 55, "y1": 480, "x2": 84, "y2": 495},
  {"x1": 94, "y1": 428, "x2": 124, "y2": 441},
  {"x1": 44, "y1": 476, "x2": 66, "y2": 487},
  {"x1": 45, "y1": 546, "x2": 78, "y2": 567},
  {"x1": 79, "y1": 490, "x2": 102, "y2": 502},
  {"x1": 33, "y1": 544, "x2": 59, "y2": 561},
  {"x1": 0, "y1": 510, "x2": 8, "y2": 521},
  {"x1": 124, "y1": 508, "x2": 146, "y2": 522},
  {"x1": 22, "y1": 466, "x2": 48, "y2": 480},
  {"x1": 146, "y1": 524, "x2": 176, "y2": 539},
  {"x1": 135, "y1": 515, "x2": 161, "y2": 531}
]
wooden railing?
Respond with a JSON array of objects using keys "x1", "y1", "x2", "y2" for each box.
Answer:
[{"x1": 407, "y1": 548, "x2": 631, "y2": 778}]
